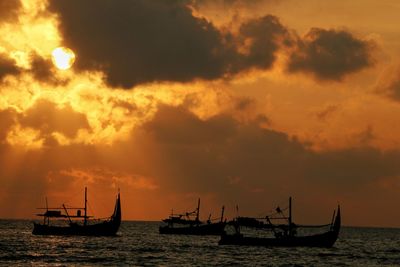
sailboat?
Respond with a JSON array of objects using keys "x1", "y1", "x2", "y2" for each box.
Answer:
[
  {"x1": 32, "y1": 187, "x2": 121, "y2": 236},
  {"x1": 219, "y1": 197, "x2": 341, "y2": 247},
  {"x1": 159, "y1": 198, "x2": 226, "y2": 235}
]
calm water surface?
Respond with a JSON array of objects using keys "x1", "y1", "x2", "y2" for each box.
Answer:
[{"x1": 1, "y1": 220, "x2": 400, "y2": 266}]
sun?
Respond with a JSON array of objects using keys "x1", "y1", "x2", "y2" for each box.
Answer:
[{"x1": 51, "y1": 47, "x2": 76, "y2": 70}]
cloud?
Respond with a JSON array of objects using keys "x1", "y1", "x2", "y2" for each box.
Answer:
[
  {"x1": 375, "y1": 65, "x2": 400, "y2": 102},
  {"x1": 48, "y1": 0, "x2": 227, "y2": 88},
  {"x1": 382, "y1": 78, "x2": 400, "y2": 101},
  {"x1": 193, "y1": 0, "x2": 267, "y2": 6},
  {"x1": 19, "y1": 99, "x2": 90, "y2": 140},
  {"x1": 48, "y1": 0, "x2": 289, "y2": 88},
  {"x1": 141, "y1": 104, "x2": 400, "y2": 197},
  {"x1": 48, "y1": 1, "x2": 375, "y2": 87},
  {"x1": 29, "y1": 54, "x2": 61, "y2": 84},
  {"x1": 190, "y1": 0, "x2": 282, "y2": 18},
  {"x1": 315, "y1": 105, "x2": 339, "y2": 121},
  {"x1": 0, "y1": 108, "x2": 17, "y2": 141},
  {"x1": 306, "y1": 147, "x2": 400, "y2": 188},
  {"x1": 0, "y1": 53, "x2": 66, "y2": 85},
  {"x1": 234, "y1": 97, "x2": 256, "y2": 111},
  {"x1": 355, "y1": 125, "x2": 375, "y2": 146},
  {"x1": 144, "y1": 104, "x2": 237, "y2": 145},
  {"x1": 0, "y1": 142, "x2": 100, "y2": 217},
  {"x1": 0, "y1": 53, "x2": 65, "y2": 85},
  {"x1": 231, "y1": 15, "x2": 290, "y2": 72},
  {"x1": 287, "y1": 28, "x2": 375, "y2": 81},
  {"x1": 0, "y1": 0, "x2": 21, "y2": 23},
  {"x1": 141, "y1": 105, "x2": 307, "y2": 195},
  {"x1": 0, "y1": 54, "x2": 21, "y2": 81},
  {"x1": 136, "y1": 104, "x2": 400, "y2": 222}
]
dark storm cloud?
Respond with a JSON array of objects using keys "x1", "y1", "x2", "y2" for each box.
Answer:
[
  {"x1": 0, "y1": 54, "x2": 20, "y2": 81},
  {"x1": 0, "y1": 0, "x2": 21, "y2": 23},
  {"x1": 231, "y1": 15, "x2": 289, "y2": 72},
  {"x1": 48, "y1": 1, "x2": 375, "y2": 87},
  {"x1": 48, "y1": 0, "x2": 227, "y2": 88},
  {"x1": 28, "y1": 54, "x2": 70, "y2": 85},
  {"x1": 48, "y1": 0, "x2": 289, "y2": 88},
  {"x1": 287, "y1": 28, "x2": 374, "y2": 81},
  {"x1": 145, "y1": 104, "x2": 237, "y2": 145},
  {"x1": 140, "y1": 104, "x2": 400, "y2": 197},
  {"x1": 0, "y1": 54, "x2": 60, "y2": 84},
  {"x1": 29, "y1": 54, "x2": 56, "y2": 83},
  {"x1": 20, "y1": 99, "x2": 90, "y2": 139},
  {"x1": 105, "y1": 104, "x2": 311, "y2": 199}
]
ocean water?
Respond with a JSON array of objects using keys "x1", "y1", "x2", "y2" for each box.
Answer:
[{"x1": 1, "y1": 220, "x2": 400, "y2": 266}]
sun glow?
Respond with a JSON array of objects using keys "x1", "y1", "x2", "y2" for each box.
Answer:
[{"x1": 51, "y1": 47, "x2": 76, "y2": 70}]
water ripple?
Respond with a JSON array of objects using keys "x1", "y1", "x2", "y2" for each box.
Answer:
[{"x1": 1, "y1": 220, "x2": 400, "y2": 266}]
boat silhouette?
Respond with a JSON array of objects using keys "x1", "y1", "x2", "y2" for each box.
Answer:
[
  {"x1": 32, "y1": 187, "x2": 121, "y2": 236},
  {"x1": 219, "y1": 197, "x2": 341, "y2": 247},
  {"x1": 159, "y1": 198, "x2": 226, "y2": 235}
]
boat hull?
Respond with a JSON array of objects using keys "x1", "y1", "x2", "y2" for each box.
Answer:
[
  {"x1": 32, "y1": 221, "x2": 120, "y2": 236},
  {"x1": 159, "y1": 222, "x2": 225, "y2": 235},
  {"x1": 219, "y1": 230, "x2": 339, "y2": 248}
]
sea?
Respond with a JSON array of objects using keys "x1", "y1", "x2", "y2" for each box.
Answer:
[{"x1": 1, "y1": 220, "x2": 400, "y2": 266}]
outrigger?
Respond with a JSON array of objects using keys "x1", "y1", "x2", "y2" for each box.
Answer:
[
  {"x1": 159, "y1": 198, "x2": 226, "y2": 235},
  {"x1": 219, "y1": 197, "x2": 340, "y2": 247},
  {"x1": 32, "y1": 187, "x2": 121, "y2": 236}
]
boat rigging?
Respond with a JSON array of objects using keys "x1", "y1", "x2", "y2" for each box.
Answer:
[{"x1": 32, "y1": 187, "x2": 121, "y2": 236}]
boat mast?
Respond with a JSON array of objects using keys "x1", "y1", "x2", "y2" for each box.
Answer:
[
  {"x1": 220, "y1": 205, "x2": 225, "y2": 222},
  {"x1": 288, "y1": 197, "x2": 292, "y2": 236},
  {"x1": 196, "y1": 198, "x2": 200, "y2": 222},
  {"x1": 84, "y1": 187, "x2": 87, "y2": 226}
]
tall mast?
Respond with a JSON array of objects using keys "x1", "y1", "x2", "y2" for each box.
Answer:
[
  {"x1": 288, "y1": 196, "x2": 292, "y2": 236},
  {"x1": 196, "y1": 198, "x2": 200, "y2": 222},
  {"x1": 220, "y1": 205, "x2": 225, "y2": 223},
  {"x1": 84, "y1": 187, "x2": 87, "y2": 226}
]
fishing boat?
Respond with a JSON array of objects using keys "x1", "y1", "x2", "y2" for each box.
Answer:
[
  {"x1": 159, "y1": 198, "x2": 226, "y2": 235},
  {"x1": 32, "y1": 187, "x2": 121, "y2": 236},
  {"x1": 219, "y1": 197, "x2": 340, "y2": 247}
]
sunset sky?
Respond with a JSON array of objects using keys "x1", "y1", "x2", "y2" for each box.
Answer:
[{"x1": 1, "y1": 0, "x2": 400, "y2": 227}]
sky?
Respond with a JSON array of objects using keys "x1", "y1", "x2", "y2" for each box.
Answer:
[{"x1": 1, "y1": 0, "x2": 400, "y2": 227}]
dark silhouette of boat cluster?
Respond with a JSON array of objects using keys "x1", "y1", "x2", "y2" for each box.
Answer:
[
  {"x1": 32, "y1": 190, "x2": 340, "y2": 248},
  {"x1": 160, "y1": 196, "x2": 341, "y2": 248},
  {"x1": 159, "y1": 199, "x2": 226, "y2": 235}
]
